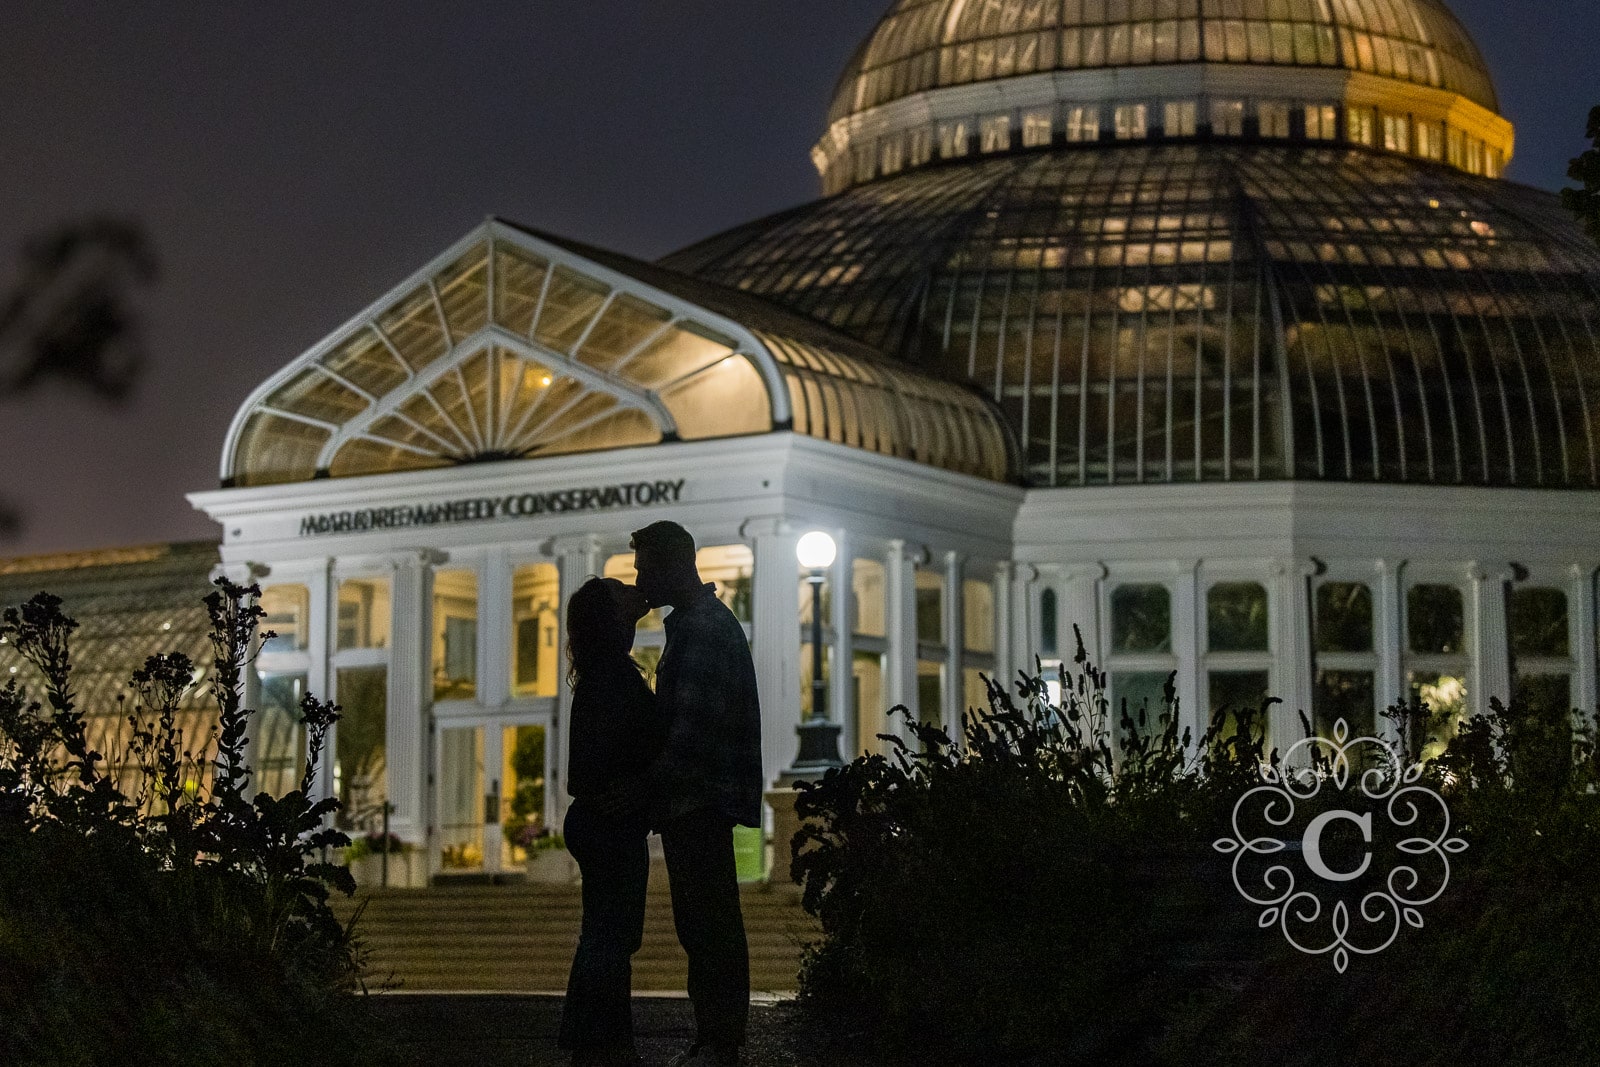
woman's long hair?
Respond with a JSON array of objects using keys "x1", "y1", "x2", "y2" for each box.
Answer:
[{"x1": 565, "y1": 576, "x2": 640, "y2": 687}]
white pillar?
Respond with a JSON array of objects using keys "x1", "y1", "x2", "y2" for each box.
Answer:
[
  {"x1": 993, "y1": 560, "x2": 1014, "y2": 700},
  {"x1": 307, "y1": 561, "x2": 333, "y2": 806},
  {"x1": 1571, "y1": 564, "x2": 1597, "y2": 717},
  {"x1": 828, "y1": 530, "x2": 854, "y2": 754},
  {"x1": 385, "y1": 549, "x2": 439, "y2": 843},
  {"x1": 1270, "y1": 559, "x2": 1316, "y2": 756},
  {"x1": 478, "y1": 546, "x2": 512, "y2": 710},
  {"x1": 1009, "y1": 563, "x2": 1039, "y2": 680},
  {"x1": 885, "y1": 539, "x2": 924, "y2": 742},
  {"x1": 1059, "y1": 564, "x2": 1106, "y2": 668},
  {"x1": 1172, "y1": 561, "x2": 1202, "y2": 746},
  {"x1": 1468, "y1": 562, "x2": 1512, "y2": 718},
  {"x1": 1374, "y1": 559, "x2": 1406, "y2": 746},
  {"x1": 550, "y1": 534, "x2": 601, "y2": 824},
  {"x1": 742, "y1": 516, "x2": 801, "y2": 789},
  {"x1": 942, "y1": 551, "x2": 964, "y2": 737},
  {"x1": 211, "y1": 560, "x2": 270, "y2": 777}
]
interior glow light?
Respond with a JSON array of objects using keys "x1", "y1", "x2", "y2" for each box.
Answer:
[
  {"x1": 796, "y1": 530, "x2": 838, "y2": 570},
  {"x1": 161, "y1": 621, "x2": 172, "y2": 631},
  {"x1": 540, "y1": 375, "x2": 552, "y2": 387}
]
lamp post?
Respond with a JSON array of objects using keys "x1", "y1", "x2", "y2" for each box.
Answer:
[{"x1": 782, "y1": 530, "x2": 845, "y2": 782}]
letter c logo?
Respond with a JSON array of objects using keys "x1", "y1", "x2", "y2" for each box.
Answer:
[{"x1": 1302, "y1": 809, "x2": 1372, "y2": 882}]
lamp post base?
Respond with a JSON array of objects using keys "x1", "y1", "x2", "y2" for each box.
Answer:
[{"x1": 777, "y1": 719, "x2": 845, "y2": 788}]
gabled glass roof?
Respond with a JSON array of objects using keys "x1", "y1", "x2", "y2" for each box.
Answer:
[{"x1": 223, "y1": 220, "x2": 1016, "y2": 488}]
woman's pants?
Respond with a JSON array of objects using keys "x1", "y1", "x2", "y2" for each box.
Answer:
[{"x1": 557, "y1": 801, "x2": 651, "y2": 1053}]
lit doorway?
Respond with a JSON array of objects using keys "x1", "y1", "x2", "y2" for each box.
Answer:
[{"x1": 433, "y1": 713, "x2": 551, "y2": 878}]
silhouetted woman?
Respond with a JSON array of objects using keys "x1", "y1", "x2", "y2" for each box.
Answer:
[{"x1": 557, "y1": 576, "x2": 663, "y2": 1067}]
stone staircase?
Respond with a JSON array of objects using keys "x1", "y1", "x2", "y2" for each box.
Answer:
[{"x1": 335, "y1": 874, "x2": 818, "y2": 994}]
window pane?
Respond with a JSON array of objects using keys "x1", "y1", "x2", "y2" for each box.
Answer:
[
  {"x1": 852, "y1": 651, "x2": 886, "y2": 757},
  {"x1": 963, "y1": 667, "x2": 991, "y2": 718},
  {"x1": 1408, "y1": 672, "x2": 1468, "y2": 761},
  {"x1": 853, "y1": 559, "x2": 886, "y2": 637},
  {"x1": 1513, "y1": 673, "x2": 1572, "y2": 714},
  {"x1": 512, "y1": 563, "x2": 560, "y2": 699},
  {"x1": 1313, "y1": 669, "x2": 1375, "y2": 742},
  {"x1": 1208, "y1": 669, "x2": 1271, "y2": 746},
  {"x1": 1208, "y1": 582, "x2": 1268, "y2": 652},
  {"x1": 963, "y1": 578, "x2": 995, "y2": 653},
  {"x1": 917, "y1": 660, "x2": 944, "y2": 728},
  {"x1": 334, "y1": 665, "x2": 387, "y2": 832},
  {"x1": 1040, "y1": 588, "x2": 1059, "y2": 656},
  {"x1": 438, "y1": 724, "x2": 483, "y2": 869},
  {"x1": 1112, "y1": 670, "x2": 1172, "y2": 735},
  {"x1": 1111, "y1": 584, "x2": 1171, "y2": 653},
  {"x1": 1509, "y1": 587, "x2": 1569, "y2": 658},
  {"x1": 260, "y1": 584, "x2": 310, "y2": 653},
  {"x1": 1316, "y1": 582, "x2": 1373, "y2": 653},
  {"x1": 1406, "y1": 585, "x2": 1463, "y2": 654},
  {"x1": 256, "y1": 672, "x2": 307, "y2": 798},
  {"x1": 433, "y1": 569, "x2": 478, "y2": 701},
  {"x1": 916, "y1": 569, "x2": 945, "y2": 644},
  {"x1": 700, "y1": 545, "x2": 754, "y2": 623},
  {"x1": 501, "y1": 724, "x2": 547, "y2": 866},
  {"x1": 336, "y1": 578, "x2": 390, "y2": 651}
]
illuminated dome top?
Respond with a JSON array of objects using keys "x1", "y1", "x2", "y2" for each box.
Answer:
[
  {"x1": 814, "y1": 0, "x2": 1511, "y2": 195},
  {"x1": 831, "y1": 0, "x2": 1498, "y2": 123}
]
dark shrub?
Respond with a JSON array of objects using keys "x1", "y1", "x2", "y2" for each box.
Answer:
[
  {"x1": 792, "y1": 633, "x2": 1600, "y2": 1067},
  {"x1": 0, "y1": 581, "x2": 371, "y2": 1066}
]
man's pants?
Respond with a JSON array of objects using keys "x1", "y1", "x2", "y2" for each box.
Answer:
[{"x1": 660, "y1": 808, "x2": 750, "y2": 1048}]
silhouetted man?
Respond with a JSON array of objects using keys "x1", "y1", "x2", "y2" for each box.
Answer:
[{"x1": 629, "y1": 520, "x2": 762, "y2": 1067}]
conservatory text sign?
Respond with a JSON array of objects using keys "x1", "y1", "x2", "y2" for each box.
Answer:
[{"x1": 297, "y1": 479, "x2": 687, "y2": 537}]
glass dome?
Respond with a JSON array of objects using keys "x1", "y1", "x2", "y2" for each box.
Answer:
[
  {"x1": 665, "y1": 143, "x2": 1600, "y2": 490},
  {"x1": 831, "y1": 0, "x2": 1498, "y2": 124}
]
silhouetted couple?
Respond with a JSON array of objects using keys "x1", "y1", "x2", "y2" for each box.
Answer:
[{"x1": 558, "y1": 520, "x2": 763, "y2": 1067}]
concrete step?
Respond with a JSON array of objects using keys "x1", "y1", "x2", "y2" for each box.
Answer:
[{"x1": 337, "y1": 881, "x2": 817, "y2": 992}]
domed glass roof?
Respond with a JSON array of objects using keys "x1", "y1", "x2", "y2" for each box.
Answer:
[
  {"x1": 665, "y1": 144, "x2": 1600, "y2": 490},
  {"x1": 831, "y1": 0, "x2": 1499, "y2": 124}
]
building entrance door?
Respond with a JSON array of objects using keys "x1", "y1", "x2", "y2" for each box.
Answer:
[{"x1": 433, "y1": 713, "x2": 551, "y2": 877}]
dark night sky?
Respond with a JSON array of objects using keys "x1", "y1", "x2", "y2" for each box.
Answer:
[{"x1": 2, "y1": 2, "x2": 1595, "y2": 557}]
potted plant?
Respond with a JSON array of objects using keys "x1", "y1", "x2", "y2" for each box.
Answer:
[
  {"x1": 344, "y1": 830, "x2": 423, "y2": 888},
  {"x1": 515, "y1": 821, "x2": 579, "y2": 883}
]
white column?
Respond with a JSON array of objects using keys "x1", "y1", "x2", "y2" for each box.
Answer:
[
  {"x1": 1008, "y1": 563, "x2": 1039, "y2": 681},
  {"x1": 212, "y1": 561, "x2": 269, "y2": 776},
  {"x1": 1468, "y1": 562, "x2": 1512, "y2": 717},
  {"x1": 306, "y1": 561, "x2": 333, "y2": 806},
  {"x1": 478, "y1": 546, "x2": 512, "y2": 710},
  {"x1": 742, "y1": 516, "x2": 801, "y2": 789},
  {"x1": 942, "y1": 550, "x2": 964, "y2": 737},
  {"x1": 1571, "y1": 564, "x2": 1597, "y2": 717},
  {"x1": 1270, "y1": 559, "x2": 1316, "y2": 756},
  {"x1": 1060, "y1": 563, "x2": 1106, "y2": 668},
  {"x1": 993, "y1": 560, "x2": 1014, "y2": 700},
  {"x1": 828, "y1": 530, "x2": 854, "y2": 754},
  {"x1": 1374, "y1": 559, "x2": 1406, "y2": 746},
  {"x1": 885, "y1": 539, "x2": 924, "y2": 742},
  {"x1": 550, "y1": 534, "x2": 601, "y2": 824},
  {"x1": 385, "y1": 549, "x2": 440, "y2": 842},
  {"x1": 1172, "y1": 561, "x2": 1202, "y2": 746}
]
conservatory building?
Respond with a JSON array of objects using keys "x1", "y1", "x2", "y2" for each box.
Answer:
[{"x1": 7, "y1": 0, "x2": 1600, "y2": 881}]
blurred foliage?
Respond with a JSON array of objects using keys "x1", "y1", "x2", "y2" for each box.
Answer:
[
  {"x1": 0, "y1": 217, "x2": 157, "y2": 537},
  {"x1": 1566, "y1": 105, "x2": 1600, "y2": 246},
  {"x1": 790, "y1": 629, "x2": 1600, "y2": 1067},
  {"x1": 0, "y1": 579, "x2": 377, "y2": 1066}
]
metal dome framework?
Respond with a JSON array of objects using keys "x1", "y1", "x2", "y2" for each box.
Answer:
[
  {"x1": 665, "y1": 144, "x2": 1600, "y2": 490},
  {"x1": 223, "y1": 220, "x2": 1017, "y2": 489},
  {"x1": 832, "y1": 0, "x2": 1499, "y2": 121}
]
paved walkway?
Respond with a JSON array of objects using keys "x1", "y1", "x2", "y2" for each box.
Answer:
[{"x1": 366, "y1": 992, "x2": 813, "y2": 1067}]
